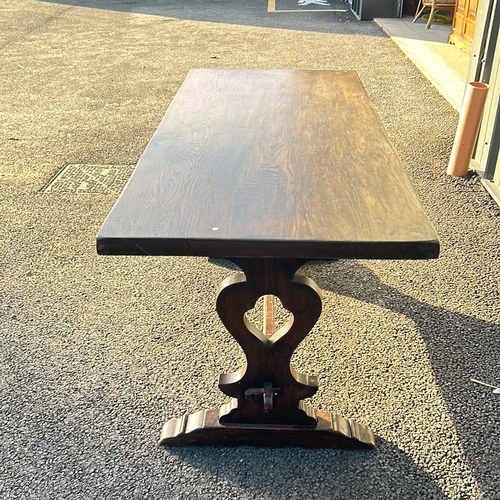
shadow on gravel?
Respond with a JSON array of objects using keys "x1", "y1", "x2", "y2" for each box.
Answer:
[
  {"x1": 168, "y1": 438, "x2": 447, "y2": 499},
  {"x1": 36, "y1": 0, "x2": 387, "y2": 36},
  {"x1": 304, "y1": 259, "x2": 499, "y2": 498}
]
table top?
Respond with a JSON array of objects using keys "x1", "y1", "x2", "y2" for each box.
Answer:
[{"x1": 97, "y1": 69, "x2": 439, "y2": 260}]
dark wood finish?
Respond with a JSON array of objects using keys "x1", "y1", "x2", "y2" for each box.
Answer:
[
  {"x1": 97, "y1": 70, "x2": 439, "y2": 260},
  {"x1": 97, "y1": 70, "x2": 440, "y2": 450},
  {"x1": 159, "y1": 257, "x2": 376, "y2": 448},
  {"x1": 216, "y1": 258, "x2": 320, "y2": 426},
  {"x1": 159, "y1": 405, "x2": 376, "y2": 449}
]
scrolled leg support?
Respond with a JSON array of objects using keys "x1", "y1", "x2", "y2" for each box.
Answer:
[{"x1": 159, "y1": 258, "x2": 376, "y2": 449}]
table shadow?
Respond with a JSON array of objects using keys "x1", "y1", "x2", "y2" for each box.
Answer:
[
  {"x1": 167, "y1": 437, "x2": 448, "y2": 499},
  {"x1": 299, "y1": 259, "x2": 499, "y2": 498}
]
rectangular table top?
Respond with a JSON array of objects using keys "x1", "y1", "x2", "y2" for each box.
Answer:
[{"x1": 97, "y1": 69, "x2": 439, "y2": 260}]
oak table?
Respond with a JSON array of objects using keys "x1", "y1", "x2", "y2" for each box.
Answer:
[{"x1": 97, "y1": 69, "x2": 439, "y2": 450}]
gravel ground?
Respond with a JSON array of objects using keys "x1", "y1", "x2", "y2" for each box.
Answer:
[{"x1": 1, "y1": 1, "x2": 499, "y2": 499}]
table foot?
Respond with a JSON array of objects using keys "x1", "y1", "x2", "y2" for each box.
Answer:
[{"x1": 159, "y1": 402, "x2": 376, "y2": 450}]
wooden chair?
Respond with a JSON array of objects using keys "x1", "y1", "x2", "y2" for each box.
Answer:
[{"x1": 412, "y1": 0, "x2": 456, "y2": 29}]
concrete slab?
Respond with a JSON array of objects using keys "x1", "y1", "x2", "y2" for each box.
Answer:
[{"x1": 375, "y1": 16, "x2": 469, "y2": 112}]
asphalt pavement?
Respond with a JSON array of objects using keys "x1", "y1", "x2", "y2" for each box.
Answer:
[{"x1": 1, "y1": 1, "x2": 499, "y2": 499}]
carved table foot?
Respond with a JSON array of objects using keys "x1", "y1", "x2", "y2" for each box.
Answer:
[{"x1": 159, "y1": 401, "x2": 376, "y2": 450}]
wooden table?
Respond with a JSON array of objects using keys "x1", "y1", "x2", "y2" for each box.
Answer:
[{"x1": 97, "y1": 69, "x2": 439, "y2": 450}]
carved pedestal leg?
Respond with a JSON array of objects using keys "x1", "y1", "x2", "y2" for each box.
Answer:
[
  {"x1": 216, "y1": 258, "x2": 320, "y2": 426},
  {"x1": 159, "y1": 258, "x2": 376, "y2": 449}
]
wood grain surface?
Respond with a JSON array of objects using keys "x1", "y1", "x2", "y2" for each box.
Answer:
[{"x1": 97, "y1": 69, "x2": 439, "y2": 259}]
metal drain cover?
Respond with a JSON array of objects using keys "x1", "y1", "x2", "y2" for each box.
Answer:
[{"x1": 43, "y1": 164, "x2": 135, "y2": 194}]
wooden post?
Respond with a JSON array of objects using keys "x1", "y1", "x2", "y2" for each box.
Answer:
[{"x1": 263, "y1": 295, "x2": 275, "y2": 339}]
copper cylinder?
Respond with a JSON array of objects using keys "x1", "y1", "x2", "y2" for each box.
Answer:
[{"x1": 447, "y1": 82, "x2": 489, "y2": 177}]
